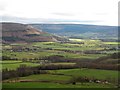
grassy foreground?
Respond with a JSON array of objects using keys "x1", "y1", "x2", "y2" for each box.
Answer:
[
  {"x1": 2, "y1": 68, "x2": 119, "y2": 88},
  {"x1": 3, "y1": 82, "x2": 116, "y2": 88}
]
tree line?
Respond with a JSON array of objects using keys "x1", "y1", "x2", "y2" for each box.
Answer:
[{"x1": 2, "y1": 64, "x2": 77, "y2": 80}]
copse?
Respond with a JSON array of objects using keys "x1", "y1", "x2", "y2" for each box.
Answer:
[
  {"x1": 2, "y1": 64, "x2": 47, "y2": 80},
  {"x1": 36, "y1": 64, "x2": 78, "y2": 70},
  {"x1": 76, "y1": 62, "x2": 119, "y2": 71}
]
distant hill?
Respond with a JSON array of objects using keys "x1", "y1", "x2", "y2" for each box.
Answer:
[
  {"x1": 31, "y1": 24, "x2": 118, "y2": 40},
  {"x1": 1, "y1": 22, "x2": 67, "y2": 43}
]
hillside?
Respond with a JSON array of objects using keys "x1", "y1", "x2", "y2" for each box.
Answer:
[
  {"x1": 1, "y1": 22, "x2": 67, "y2": 43},
  {"x1": 31, "y1": 24, "x2": 118, "y2": 41}
]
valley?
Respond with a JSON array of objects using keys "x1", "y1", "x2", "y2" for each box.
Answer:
[
  {"x1": 1, "y1": 23, "x2": 119, "y2": 88},
  {"x1": 1, "y1": 38, "x2": 119, "y2": 88}
]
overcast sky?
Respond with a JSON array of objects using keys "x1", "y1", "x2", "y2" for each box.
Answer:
[{"x1": 0, "y1": 0, "x2": 119, "y2": 26}]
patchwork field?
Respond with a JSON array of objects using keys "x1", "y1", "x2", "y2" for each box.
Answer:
[
  {"x1": 2, "y1": 39, "x2": 119, "y2": 88},
  {"x1": 3, "y1": 68, "x2": 119, "y2": 88},
  {"x1": 49, "y1": 69, "x2": 119, "y2": 82},
  {"x1": 1, "y1": 61, "x2": 40, "y2": 70}
]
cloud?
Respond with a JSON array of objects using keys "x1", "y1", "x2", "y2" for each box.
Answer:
[
  {"x1": 1, "y1": 15, "x2": 102, "y2": 25},
  {"x1": 51, "y1": 12, "x2": 74, "y2": 16},
  {"x1": 0, "y1": 0, "x2": 7, "y2": 11},
  {"x1": 95, "y1": 13, "x2": 108, "y2": 15},
  {"x1": 0, "y1": 0, "x2": 118, "y2": 26},
  {"x1": 0, "y1": 5, "x2": 5, "y2": 11}
]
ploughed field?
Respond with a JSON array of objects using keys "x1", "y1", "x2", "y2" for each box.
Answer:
[{"x1": 2, "y1": 39, "x2": 119, "y2": 88}]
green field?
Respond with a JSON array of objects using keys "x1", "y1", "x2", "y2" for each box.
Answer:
[
  {"x1": 9, "y1": 74, "x2": 72, "y2": 82},
  {"x1": 3, "y1": 39, "x2": 118, "y2": 61},
  {"x1": 2, "y1": 39, "x2": 119, "y2": 88},
  {"x1": 2, "y1": 61, "x2": 40, "y2": 70},
  {"x1": 3, "y1": 68, "x2": 119, "y2": 88},
  {"x1": 49, "y1": 69, "x2": 119, "y2": 82},
  {"x1": 103, "y1": 42, "x2": 119, "y2": 45},
  {"x1": 5, "y1": 68, "x2": 118, "y2": 82},
  {"x1": 0, "y1": 60, "x2": 22, "y2": 64},
  {"x1": 3, "y1": 82, "x2": 116, "y2": 88},
  {"x1": 49, "y1": 62, "x2": 76, "y2": 65}
]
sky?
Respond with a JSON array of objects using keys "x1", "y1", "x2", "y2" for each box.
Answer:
[{"x1": 0, "y1": 0, "x2": 119, "y2": 26}]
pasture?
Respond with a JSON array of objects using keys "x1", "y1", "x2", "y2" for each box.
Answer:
[
  {"x1": 3, "y1": 82, "x2": 116, "y2": 88},
  {"x1": 49, "y1": 69, "x2": 119, "y2": 82},
  {"x1": 1, "y1": 60, "x2": 40, "y2": 70},
  {"x1": 3, "y1": 68, "x2": 119, "y2": 88},
  {"x1": 2, "y1": 39, "x2": 119, "y2": 88}
]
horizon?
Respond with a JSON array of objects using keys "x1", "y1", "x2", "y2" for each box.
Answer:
[{"x1": 0, "y1": 21, "x2": 118, "y2": 27}]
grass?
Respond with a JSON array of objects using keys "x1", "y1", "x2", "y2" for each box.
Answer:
[
  {"x1": 49, "y1": 69, "x2": 119, "y2": 82},
  {"x1": 15, "y1": 74, "x2": 72, "y2": 82},
  {"x1": 0, "y1": 60, "x2": 22, "y2": 64},
  {"x1": 2, "y1": 51, "x2": 55, "y2": 59},
  {"x1": 2, "y1": 39, "x2": 120, "y2": 88},
  {"x1": 2, "y1": 61, "x2": 40, "y2": 70},
  {"x1": 32, "y1": 40, "x2": 105, "y2": 51},
  {"x1": 3, "y1": 50, "x2": 107, "y2": 60},
  {"x1": 3, "y1": 39, "x2": 118, "y2": 61},
  {"x1": 3, "y1": 82, "x2": 116, "y2": 88},
  {"x1": 61, "y1": 53, "x2": 106, "y2": 59},
  {"x1": 2, "y1": 68, "x2": 119, "y2": 88},
  {"x1": 103, "y1": 42, "x2": 119, "y2": 45},
  {"x1": 4, "y1": 68, "x2": 119, "y2": 84},
  {"x1": 49, "y1": 62, "x2": 76, "y2": 65}
]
